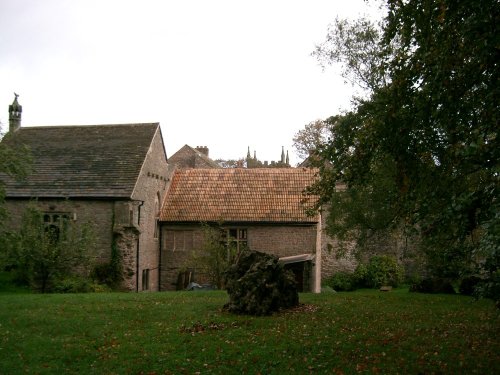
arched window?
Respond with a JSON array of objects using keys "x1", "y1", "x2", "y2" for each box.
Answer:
[{"x1": 154, "y1": 192, "x2": 160, "y2": 239}]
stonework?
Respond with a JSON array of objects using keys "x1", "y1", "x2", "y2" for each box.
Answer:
[
  {"x1": 159, "y1": 224, "x2": 319, "y2": 291},
  {"x1": 128, "y1": 128, "x2": 171, "y2": 291},
  {"x1": 2, "y1": 121, "x2": 170, "y2": 292},
  {"x1": 4, "y1": 199, "x2": 115, "y2": 263}
]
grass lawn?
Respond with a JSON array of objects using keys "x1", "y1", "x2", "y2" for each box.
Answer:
[{"x1": 0, "y1": 288, "x2": 498, "y2": 374}]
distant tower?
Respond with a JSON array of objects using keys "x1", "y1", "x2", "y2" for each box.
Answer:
[
  {"x1": 286, "y1": 150, "x2": 289, "y2": 166},
  {"x1": 9, "y1": 93, "x2": 22, "y2": 133},
  {"x1": 281, "y1": 146, "x2": 285, "y2": 163},
  {"x1": 247, "y1": 146, "x2": 251, "y2": 159}
]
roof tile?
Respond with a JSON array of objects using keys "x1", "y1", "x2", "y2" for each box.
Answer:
[
  {"x1": 160, "y1": 168, "x2": 319, "y2": 223},
  {"x1": 1, "y1": 123, "x2": 159, "y2": 198}
]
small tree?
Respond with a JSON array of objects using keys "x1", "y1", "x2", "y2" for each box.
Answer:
[
  {"x1": 187, "y1": 224, "x2": 240, "y2": 289},
  {"x1": 1, "y1": 204, "x2": 96, "y2": 293}
]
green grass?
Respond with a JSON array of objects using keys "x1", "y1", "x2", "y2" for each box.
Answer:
[{"x1": 0, "y1": 289, "x2": 498, "y2": 374}]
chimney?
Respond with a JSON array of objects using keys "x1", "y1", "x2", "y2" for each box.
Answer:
[
  {"x1": 195, "y1": 146, "x2": 209, "y2": 157},
  {"x1": 8, "y1": 93, "x2": 22, "y2": 133}
]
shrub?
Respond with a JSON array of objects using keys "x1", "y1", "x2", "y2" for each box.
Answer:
[
  {"x1": 353, "y1": 263, "x2": 368, "y2": 288},
  {"x1": 459, "y1": 275, "x2": 482, "y2": 296},
  {"x1": 409, "y1": 278, "x2": 456, "y2": 294},
  {"x1": 365, "y1": 255, "x2": 404, "y2": 288},
  {"x1": 324, "y1": 272, "x2": 357, "y2": 291},
  {"x1": 474, "y1": 270, "x2": 500, "y2": 307},
  {"x1": 2, "y1": 205, "x2": 96, "y2": 293},
  {"x1": 52, "y1": 277, "x2": 93, "y2": 293},
  {"x1": 92, "y1": 262, "x2": 123, "y2": 289}
]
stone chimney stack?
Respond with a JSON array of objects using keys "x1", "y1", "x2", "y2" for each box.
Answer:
[
  {"x1": 8, "y1": 93, "x2": 22, "y2": 133},
  {"x1": 195, "y1": 146, "x2": 209, "y2": 157}
]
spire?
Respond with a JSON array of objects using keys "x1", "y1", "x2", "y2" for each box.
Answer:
[
  {"x1": 8, "y1": 93, "x2": 22, "y2": 133},
  {"x1": 286, "y1": 150, "x2": 289, "y2": 165},
  {"x1": 247, "y1": 146, "x2": 251, "y2": 159},
  {"x1": 253, "y1": 150, "x2": 257, "y2": 160},
  {"x1": 281, "y1": 146, "x2": 285, "y2": 163}
]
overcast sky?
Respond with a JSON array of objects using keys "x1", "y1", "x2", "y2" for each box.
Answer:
[{"x1": 0, "y1": 0, "x2": 383, "y2": 166}]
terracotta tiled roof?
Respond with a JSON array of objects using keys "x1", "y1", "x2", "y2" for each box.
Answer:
[
  {"x1": 1, "y1": 123, "x2": 161, "y2": 198},
  {"x1": 160, "y1": 168, "x2": 319, "y2": 223}
]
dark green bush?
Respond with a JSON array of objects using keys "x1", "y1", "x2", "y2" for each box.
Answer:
[
  {"x1": 324, "y1": 272, "x2": 357, "y2": 291},
  {"x1": 459, "y1": 275, "x2": 482, "y2": 296},
  {"x1": 52, "y1": 277, "x2": 93, "y2": 293},
  {"x1": 409, "y1": 278, "x2": 456, "y2": 294},
  {"x1": 353, "y1": 263, "x2": 368, "y2": 287},
  {"x1": 52, "y1": 277, "x2": 110, "y2": 293},
  {"x1": 474, "y1": 270, "x2": 500, "y2": 307},
  {"x1": 365, "y1": 255, "x2": 404, "y2": 288},
  {"x1": 92, "y1": 262, "x2": 123, "y2": 288}
]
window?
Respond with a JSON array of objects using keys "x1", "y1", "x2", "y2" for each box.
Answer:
[
  {"x1": 142, "y1": 269, "x2": 150, "y2": 291},
  {"x1": 153, "y1": 192, "x2": 160, "y2": 239},
  {"x1": 43, "y1": 213, "x2": 71, "y2": 241},
  {"x1": 165, "y1": 230, "x2": 194, "y2": 251},
  {"x1": 222, "y1": 228, "x2": 248, "y2": 251}
]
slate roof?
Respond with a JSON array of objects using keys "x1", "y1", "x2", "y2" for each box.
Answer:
[
  {"x1": 160, "y1": 168, "x2": 319, "y2": 223},
  {"x1": 1, "y1": 123, "x2": 160, "y2": 198},
  {"x1": 168, "y1": 144, "x2": 221, "y2": 169}
]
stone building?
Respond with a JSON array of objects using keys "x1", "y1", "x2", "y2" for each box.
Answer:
[
  {"x1": 246, "y1": 146, "x2": 291, "y2": 168},
  {"x1": 1, "y1": 96, "x2": 170, "y2": 291},
  {"x1": 2, "y1": 96, "x2": 355, "y2": 293},
  {"x1": 159, "y1": 168, "x2": 324, "y2": 292},
  {"x1": 168, "y1": 144, "x2": 220, "y2": 169}
]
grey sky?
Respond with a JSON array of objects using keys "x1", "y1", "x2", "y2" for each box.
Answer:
[{"x1": 0, "y1": 0, "x2": 383, "y2": 165}]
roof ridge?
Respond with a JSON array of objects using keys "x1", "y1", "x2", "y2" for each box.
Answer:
[{"x1": 19, "y1": 122, "x2": 159, "y2": 129}]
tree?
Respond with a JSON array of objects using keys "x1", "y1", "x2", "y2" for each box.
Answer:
[
  {"x1": 292, "y1": 119, "x2": 331, "y2": 161},
  {"x1": 310, "y1": 0, "x2": 499, "y2": 292},
  {"x1": 186, "y1": 224, "x2": 241, "y2": 289},
  {"x1": 215, "y1": 159, "x2": 245, "y2": 168},
  {"x1": 312, "y1": 16, "x2": 391, "y2": 94},
  {"x1": 1, "y1": 204, "x2": 96, "y2": 292}
]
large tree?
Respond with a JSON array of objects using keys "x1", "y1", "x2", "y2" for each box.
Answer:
[{"x1": 311, "y1": 0, "x2": 499, "y2": 287}]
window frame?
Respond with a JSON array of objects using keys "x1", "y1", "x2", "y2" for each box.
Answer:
[{"x1": 222, "y1": 227, "x2": 248, "y2": 252}]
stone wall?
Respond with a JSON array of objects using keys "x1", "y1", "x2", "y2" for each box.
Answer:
[
  {"x1": 247, "y1": 225, "x2": 317, "y2": 258},
  {"x1": 159, "y1": 223, "x2": 318, "y2": 291},
  {"x1": 129, "y1": 128, "x2": 171, "y2": 291},
  {"x1": 4, "y1": 198, "x2": 115, "y2": 263},
  {"x1": 319, "y1": 207, "x2": 419, "y2": 282},
  {"x1": 4, "y1": 130, "x2": 171, "y2": 292}
]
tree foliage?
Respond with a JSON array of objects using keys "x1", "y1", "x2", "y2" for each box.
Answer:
[
  {"x1": 1, "y1": 204, "x2": 96, "y2": 292},
  {"x1": 224, "y1": 250, "x2": 298, "y2": 315},
  {"x1": 186, "y1": 224, "x2": 241, "y2": 289},
  {"x1": 310, "y1": 0, "x2": 499, "y2": 292},
  {"x1": 313, "y1": 16, "x2": 391, "y2": 93},
  {"x1": 292, "y1": 119, "x2": 330, "y2": 161},
  {"x1": 215, "y1": 159, "x2": 245, "y2": 168}
]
